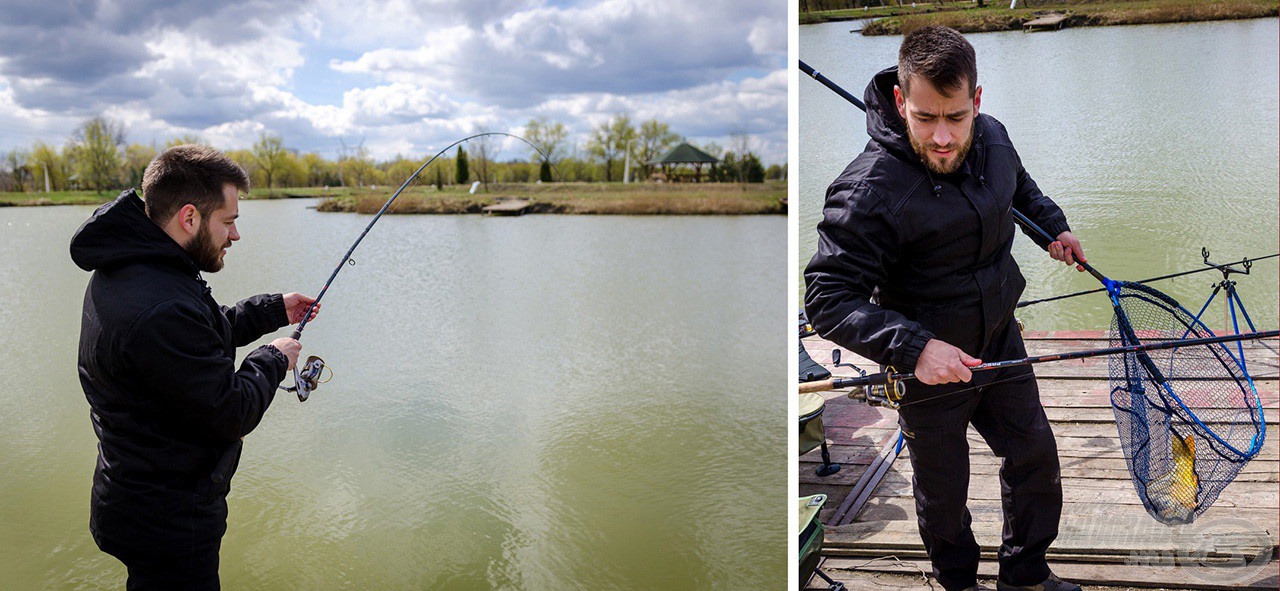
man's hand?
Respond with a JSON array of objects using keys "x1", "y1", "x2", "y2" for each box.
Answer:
[
  {"x1": 1049, "y1": 231, "x2": 1087, "y2": 272},
  {"x1": 914, "y1": 339, "x2": 982, "y2": 385},
  {"x1": 270, "y1": 337, "x2": 302, "y2": 370},
  {"x1": 283, "y1": 292, "x2": 320, "y2": 325}
]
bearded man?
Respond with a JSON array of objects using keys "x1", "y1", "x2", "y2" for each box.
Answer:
[
  {"x1": 805, "y1": 26, "x2": 1086, "y2": 591},
  {"x1": 71, "y1": 144, "x2": 318, "y2": 590}
]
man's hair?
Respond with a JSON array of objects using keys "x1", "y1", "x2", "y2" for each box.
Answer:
[
  {"x1": 142, "y1": 144, "x2": 249, "y2": 223},
  {"x1": 898, "y1": 26, "x2": 977, "y2": 98}
]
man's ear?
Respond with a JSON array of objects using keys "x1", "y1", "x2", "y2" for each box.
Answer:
[
  {"x1": 973, "y1": 85, "x2": 982, "y2": 115},
  {"x1": 894, "y1": 84, "x2": 907, "y2": 120},
  {"x1": 176, "y1": 203, "x2": 201, "y2": 236}
]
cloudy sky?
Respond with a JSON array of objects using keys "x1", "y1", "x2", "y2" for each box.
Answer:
[{"x1": 0, "y1": 0, "x2": 787, "y2": 165}]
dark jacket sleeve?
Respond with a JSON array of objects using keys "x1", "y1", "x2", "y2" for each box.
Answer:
[
  {"x1": 124, "y1": 300, "x2": 288, "y2": 442},
  {"x1": 804, "y1": 181, "x2": 934, "y2": 371},
  {"x1": 221, "y1": 293, "x2": 288, "y2": 347},
  {"x1": 1010, "y1": 145, "x2": 1071, "y2": 250}
]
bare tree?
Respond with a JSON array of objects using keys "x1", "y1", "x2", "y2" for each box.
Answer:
[
  {"x1": 471, "y1": 130, "x2": 497, "y2": 191},
  {"x1": 729, "y1": 127, "x2": 753, "y2": 183},
  {"x1": 4, "y1": 150, "x2": 31, "y2": 192}
]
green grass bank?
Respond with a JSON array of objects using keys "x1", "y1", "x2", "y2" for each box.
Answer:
[
  {"x1": 315, "y1": 182, "x2": 788, "y2": 215},
  {"x1": 800, "y1": 0, "x2": 1277, "y2": 34},
  {"x1": 0, "y1": 183, "x2": 787, "y2": 215}
]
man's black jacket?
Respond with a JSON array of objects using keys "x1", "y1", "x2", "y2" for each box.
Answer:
[
  {"x1": 70, "y1": 190, "x2": 289, "y2": 552},
  {"x1": 804, "y1": 67, "x2": 1070, "y2": 370}
]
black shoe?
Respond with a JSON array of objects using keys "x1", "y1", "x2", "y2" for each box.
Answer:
[{"x1": 996, "y1": 573, "x2": 1082, "y2": 591}]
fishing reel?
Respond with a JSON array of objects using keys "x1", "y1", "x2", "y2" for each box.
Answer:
[
  {"x1": 867, "y1": 366, "x2": 906, "y2": 410},
  {"x1": 830, "y1": 350, "x2": 907, "y2": 408},
  {"x1": 281, "y1": 355, "x2": 329, "y2": 402}
]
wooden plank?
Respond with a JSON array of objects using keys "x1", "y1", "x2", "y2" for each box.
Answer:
[
  {"x1": 481, "y1": 199, "x2": 530, "y2": 215},
  {"x1": 824, "y1": 469, "x2": 1280, "y2": 509},
  {"x1": 852, "y1": 494, "x2": 1280, "y2": 527},
  {"x1": 825, "y1": 518, "x2": 1277, "y2": 556},
  {"x1": 811, "y1": 555, "x2": 1280, "y2": 590}
]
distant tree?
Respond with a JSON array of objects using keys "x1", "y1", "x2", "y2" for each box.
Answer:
[
  {"x1": 251, "y1": 132, "x2": 288, "y2": 190},
  {"x1": 29, "y1": 141, "x2": 64, "y2": 191},
  {"x1": 456, "y1": 147, "x2": 469, "y2": 184},
  {"x1": 471, "y1": 131, "x2": 496, "y2": 190},
  {"x1": 4, "y1": 150, "x2": 31, "y2": 192},
  {"x1": 383, "y1": 155, "x2": 420, "y2": 187},
  {"x1": 124, "y1": 143, "x2": 158, "y2": 189},
  {"x1": 435, "y1": 165, "x2": 444, "y2": 190},
  {"x1": 525, "y1": 117, "x2": 568, "y2": 180},
  {"x1": 73, "y1": 116, "x2": 126, "y2": 193},
  {"x1": 165, "y1": 134, "x2": 205, "y2": 148},
  {"x1": 300, "y1": 152, "x2": 336, "y2": 186},
  {"x1": 339, "y1": 145, "x2": 375, "y2": 188},
  {"x1": 587, "y1": 113, "x2": 635, "y2": 182},
  {"x1": 635, "y1": 119, "x2": 680, "y2": 181},
  {"x1": 765, "y1": 163, "x2": 786, "y2": 181},
  {"x1": 277, "y1": 152, "x2": 307, "y2": 187},
  {"x1": 743, "y1": 152, "x2": 765, "y2": 183},
  {"x1": 729, "y1": 129, "x2": 753, "y2": 183}
]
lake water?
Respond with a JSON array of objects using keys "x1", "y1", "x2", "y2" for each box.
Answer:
[
  {"x1": 0, "y1": 201, "x2": 786, "y2": 588},
  {"x1": 800, "y1": 18, "x2": 1279, "y2": 332}
]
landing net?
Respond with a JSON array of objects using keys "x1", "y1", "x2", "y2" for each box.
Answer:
[{"x1": 1108, "y1": 282, "x2": 1266, "y2": 524}]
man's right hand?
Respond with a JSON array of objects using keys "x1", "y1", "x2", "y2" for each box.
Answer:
[
  {"x1": 270, "y1": 337, "x2": 302, "y2": 370},
  {"x1": 914, "y1": 339, "x2": 982, "y2": 385}
]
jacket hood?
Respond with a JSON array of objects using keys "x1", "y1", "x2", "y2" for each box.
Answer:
[
  {"x1": 70, "y1": 189, "x2": 197, "y2": 274},
  {"x1": 864, "y1": 66, "x2": 916, "y2": 162}
]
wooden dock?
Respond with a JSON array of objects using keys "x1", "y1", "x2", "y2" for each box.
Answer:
[
  {"x1": 482, "y1": 198, "x2": 531, "y2": 216},
  {"x1": 801, "y1": 330, "x2": 1279, "y2": 590},
  {"x1": 1024, "y1": 13, "x2": 1069, "y2": 32}
]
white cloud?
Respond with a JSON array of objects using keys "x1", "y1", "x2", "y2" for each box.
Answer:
[{"x1": 0, "y1": 0, "x2": 786, "y2": 164}]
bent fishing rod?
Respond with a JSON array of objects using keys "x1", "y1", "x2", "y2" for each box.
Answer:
[
  {"x1": 283, "y1": 132, "x2": 554, "y2": 401},
  {"x1": 798, "y1": 329, "x2": 1280, "y2": 397}
]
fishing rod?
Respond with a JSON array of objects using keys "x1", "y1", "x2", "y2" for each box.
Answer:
[
  {"x1": 1017, "y1": 252, "x2": 1279, "y2": 308},
  {"x1": 283, "y1": 132, "x2": 554, "y2": 401},
  {"x1": 798, "y1": 329, "x2": 1280, "y2": 398},
  {"x1": 800, "y1": 60, "x2": 866, "y2": 112}
]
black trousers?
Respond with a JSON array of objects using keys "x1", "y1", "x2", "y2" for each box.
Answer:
[
  {"x1": 896, "y1": 328, "x2": 1062, "y2": 591},
  {"x1": 99, "y1": 536, "x2": 221, "y2": 591}
]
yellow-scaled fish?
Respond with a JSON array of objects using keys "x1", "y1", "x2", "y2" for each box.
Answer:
[{"x1": 1150, "y1": 432, "x2": 1198, "y2": 524}]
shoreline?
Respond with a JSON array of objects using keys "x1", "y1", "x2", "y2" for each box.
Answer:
[
  {"x1": 801, "y1": 1, "x2": 1277, "y2": 35},
  {"x1": 0, "y1": 183, "x2": 788, "y2": 216}
]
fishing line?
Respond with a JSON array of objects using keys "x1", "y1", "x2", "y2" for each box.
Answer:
[{"x1": 1017, "y1": 253, "x2": 1278, "y2": 308}]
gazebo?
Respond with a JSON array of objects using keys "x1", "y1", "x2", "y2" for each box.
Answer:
[{"x1": 650, "y1": 142, "x2": 719, "y2": 183}]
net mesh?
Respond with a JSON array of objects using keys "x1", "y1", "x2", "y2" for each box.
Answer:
[{"x1": 1107, "y1": 282, "x2": 1266, "y2": 524}]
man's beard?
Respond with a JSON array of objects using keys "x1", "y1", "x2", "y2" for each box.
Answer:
[
  {"x1": 908, "y1": 125, "x2": 974, "y2": 175},
  {"x1": 185, "y1": 221, "x2": 229, "y2": 273}
]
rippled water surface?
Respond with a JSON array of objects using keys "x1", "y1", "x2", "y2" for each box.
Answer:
[
  {"x1": 0, "y1": 202, "x2": 786, "y2": 588},
  {"x1": 800, "y1": 18, "x2": 1279, "y2": 331}
]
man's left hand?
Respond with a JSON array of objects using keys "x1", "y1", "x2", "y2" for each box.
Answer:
[
  {"x1": 1049, "y1": 231, "x2": 1087, "y2": 272},
  {"x1": 283, "y1": 292, "x2": 320, "y2": 325}
]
